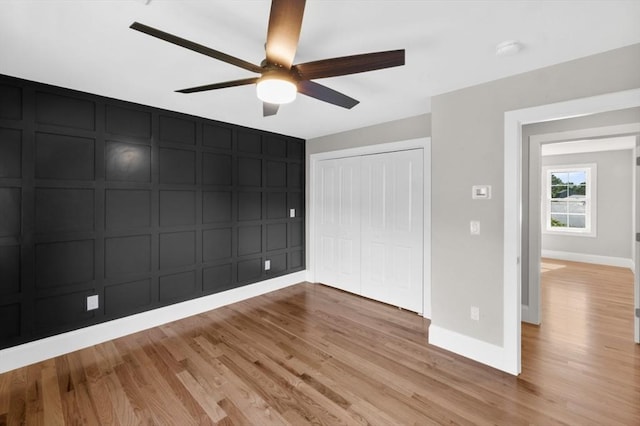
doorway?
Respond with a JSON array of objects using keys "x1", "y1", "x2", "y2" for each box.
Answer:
[
  {"x1": 526, "y1": 134, "x2": 637, "y2": 329},
  {"x1": 522, "y1": 137, "x2": 640, "y2": 353},
  {"x1": 503, "y1": 88, "x2": 640, "y2": 375}
]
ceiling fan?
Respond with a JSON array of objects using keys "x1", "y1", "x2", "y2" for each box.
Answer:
[{"x1": 130, "y1": 0, "x2": 405, "y2": 116}]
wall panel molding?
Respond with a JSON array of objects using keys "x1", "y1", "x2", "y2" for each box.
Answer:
[{"x1": 0, "y1": 74, "x2": 305, "y2": 351}]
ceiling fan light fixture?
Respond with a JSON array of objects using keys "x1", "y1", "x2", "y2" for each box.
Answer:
[{"x1": 256, "y1": 76, "x2": 297, "y2": 104}]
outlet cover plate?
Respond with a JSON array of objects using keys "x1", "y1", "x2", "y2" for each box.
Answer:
[
  {"x1": 470, "y1": 306, "x2": 480, "y2": 321},
  {"x1": 470, "y1": 220, "x2": 481, "y2": 235},
  {"x1": 87, "y1": 295, "x2": 99, "y2": 311}
]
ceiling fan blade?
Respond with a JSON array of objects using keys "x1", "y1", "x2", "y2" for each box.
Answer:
[
  {"x1": 263, "y1": 102, "x2": 280, "y2": 117},
  {"x1": 176, "y1": 77, "x2": 259, "y2": 94},
  {"x1": 130, "y1": 22, "x2": 263, "y2": 74},
  {"x1": 294, "y1": 49, "x2": 405, "y2": 80},
  {"x1": 265, "y1": 0, "x2": 306, "y2": 68},
  {"x1": 298, "y1": 80, "x2": 359, "y2": 109}
]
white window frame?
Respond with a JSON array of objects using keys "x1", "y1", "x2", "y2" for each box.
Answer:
[{"x1": 542, "y1": 163, "x2": 597, "y2": 237}]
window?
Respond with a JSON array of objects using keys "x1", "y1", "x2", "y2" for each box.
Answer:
[{"x1": 543, "y1": 164, "x2": 596, "y2": 236}]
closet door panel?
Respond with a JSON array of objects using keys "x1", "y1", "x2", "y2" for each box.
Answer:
[
  {"x1": 361, "y1": 150, "x2": 423, "y2": 312},
  {"x1": 315, "y1": 157, "x2": 361, "y2": 294}
]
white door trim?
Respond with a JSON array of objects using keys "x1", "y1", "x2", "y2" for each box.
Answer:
[
  {"x1": 504, "y1": 88, "x2": 640, "y2": 375},
  {"x1": 308, "y1": 137, "x2": 432, "y2": 318},
  {"x1": 635, "y1": 137, "x2": 640, "y2": 343}
]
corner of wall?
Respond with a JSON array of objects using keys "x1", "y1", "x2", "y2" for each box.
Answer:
[{"x1": 428, "y1": 324, "x2": 517, "y2": 375}]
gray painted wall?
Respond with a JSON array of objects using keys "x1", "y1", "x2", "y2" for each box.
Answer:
[
  {"x1": 307, "y1": 113, "x2": 431, "y2": 155},
  {"x1": 431, "y1": 43, "x2": 640, "y2": 346},
  {"x1": 541, "y1": 149, "x2": 633, "y2": 258}
]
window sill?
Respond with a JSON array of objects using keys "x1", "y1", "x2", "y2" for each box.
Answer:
[{"x1": 543, "y1": 229, "x2": 597, "y2": 238}]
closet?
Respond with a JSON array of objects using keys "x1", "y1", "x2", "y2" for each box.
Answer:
[{"x1": 315, "y1": 149, "x2": 424, "y2": 312}]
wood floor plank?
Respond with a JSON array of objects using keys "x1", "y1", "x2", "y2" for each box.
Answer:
[
  {"x1": 220, "y1": 349, "x2": 359, "y2": 426},
  {"x1": 1, "y1": 259, "x2": 638, "y2": 424},
  {"x1": 102, "y1": 369, "x2": 140, "y2": 425},
  {"x1": 176, "y1": 370, "x2": 227, "y2": 423},
  {"x1": 140, "y1": 337, "x2": 215, "y2": 425},
  {"x1": 218, "y1": 373, "x2": 289, "y2": 425},
  {"x1": 40, "y1": 360, "x2": 65, "y2": 426},
  {"x1": 0, "y1": 367, "x2": 9, "y2": 418},
  {"x1": 6, "y1": 366, "x2": 27, "y2": 425},
  {"x1": 62, "y1": 352, "x2": 100, "y2": 426},
  {"x1": 112, "y1": 359, "x2": 154, "y2": 425},
  {"x1": 25, "y1": 363, "x2": 44, "y2": 426},
  {"x1": 126, "y1": 336, "x2": 201, "y2": 426},
  {"x1": 216, "y1": 397, "x2": 254, "y2": 426},
  {"x1": 86, "y1": 377, "x2": 119, "y2": 425}
]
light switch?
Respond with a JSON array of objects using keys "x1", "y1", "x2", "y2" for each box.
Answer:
[
  {"x1": 265, "y1": 260, "x2": 271, "y2": 270},
  {"x1": 289, "y1": 208, "x2": 296, "y2": 218},
  {"x1": 470, "y1": 220, "x2": 481, "y2": 235}
]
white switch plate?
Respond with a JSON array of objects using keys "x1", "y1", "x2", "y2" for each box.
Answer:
[
  {"x1": 289, "y1": 208, "x2": 295, "y2": 218},
  {"x1": 470, "y1": 306, "x2": 480, "y2": 321},
  {"x1": 87, "y1": 295, "x2": 99, "y2": 311},
  {"x1": 265, "y1": 260, "x2": 271, "y2": 270},
  {"x1": 470, "y1": 220, "x2": 481, "y2": 235}
]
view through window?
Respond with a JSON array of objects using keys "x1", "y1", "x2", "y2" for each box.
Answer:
[{"x1": 543, "y1": 164, "x2": 596, "y2": 236}]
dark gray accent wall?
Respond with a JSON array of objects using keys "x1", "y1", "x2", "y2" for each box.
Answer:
[{"x1": 0, "y1": 74, "x2": 305, "y2": 350}]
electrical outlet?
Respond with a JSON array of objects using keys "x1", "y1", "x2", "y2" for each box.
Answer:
[
  {"x1": 289, "y1": 208, "x2": 296, "y2": 218},
  {"x1": 470, "y1": 306, "x2": 480, "y2": 321},
  {"x1": 470, "y1": 220, "x2": 480, "y2": 235},
  {"x1": 87, "y1": 295, "x2": 99, "y2": 311},
  {"x1": 265, "y1": 260, "x2": 271, "y2": 271}
]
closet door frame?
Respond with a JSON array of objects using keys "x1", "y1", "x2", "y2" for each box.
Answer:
[{"x1": 308, "y1": 137, "x2": 432, "y2": 318}]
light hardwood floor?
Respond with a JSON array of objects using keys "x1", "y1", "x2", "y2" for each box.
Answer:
[{"x1": 0, "y1": 259, "x2": 638, "y2": 425}]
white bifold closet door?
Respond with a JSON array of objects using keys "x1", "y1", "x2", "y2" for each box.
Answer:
[
  {"x1": 315, "y1": 149, "x2": 423, "y2": 313},
  {"x1": 316, "y1": 156, "x2": 362, "y2": 295},
  {"x1": 360, "y1": 150, "x2": 423, "y2": 312}
]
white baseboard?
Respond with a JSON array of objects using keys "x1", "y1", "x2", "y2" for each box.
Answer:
[
  {"x1": 541, "y1": 250, "x2": 633, "y2": 270},
  {"x1": 521, "y1": 304, "x2": 531, "y2": 323},
  {"x1": 520, "y1": 303, "x2": 541, "y2": 325},
  {"x1": 428, "y1": 324, "x2": 516, "y2": 375},
  {"x1": 0, "y1": 271, "x2": 306, "y2": 374},
  {"x1": 305, "y1": 270, "x2": 315, "y2": 283}
]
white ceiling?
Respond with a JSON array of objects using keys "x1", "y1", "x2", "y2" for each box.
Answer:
[{"x1": 1, "y1": 0, "x2": 639, "y2": 140}]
